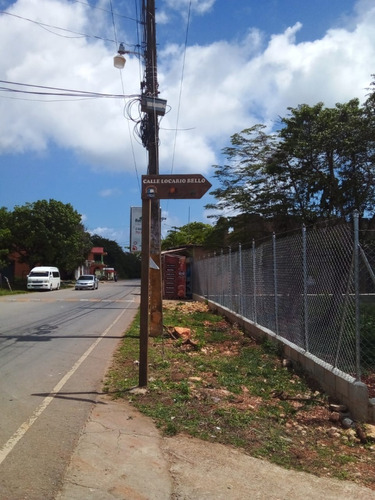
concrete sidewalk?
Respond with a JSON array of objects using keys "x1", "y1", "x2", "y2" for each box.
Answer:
[{"x1": 57, "y1": 395, "x2": 375, "y2": 500}]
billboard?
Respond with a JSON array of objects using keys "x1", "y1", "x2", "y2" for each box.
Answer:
[{"x1": 130, "y1": 207, "x2": 142, "y2": 252}]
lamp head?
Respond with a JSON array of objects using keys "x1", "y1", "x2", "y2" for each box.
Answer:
[{"x1": 114, "y1": 43, "x2": 126, "y2": 69}]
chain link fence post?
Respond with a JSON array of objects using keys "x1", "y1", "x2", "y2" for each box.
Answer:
[
  {"x1": 206, "y1": 256, "x2": 210, "y2": 300},
  {"x1": 354, "y1": 210, "x2": 361, "y2": 381},
  {"x1": 272, "y1": 233, "x2": 279, "y2": 337},
  {"x1": 219, "y1": 249, "x2": 223, "y2": 305},
  {"x1": 239, "y1": 243, "x2": 243, "y2": 317},
  {"x1": 229, "y1": 246, "x2": 232, "y2": 311},
  {"x1": 213, "y1": 251, "x2": 218, "y2": 303},
  {"x1": 252, "y1": 239, "x2": 257, "y2": 324},
  {"x1": 302, "y1": 224, "x2": 309, "y2": 352}
]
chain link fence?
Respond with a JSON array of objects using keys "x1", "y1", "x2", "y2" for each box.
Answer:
[
  {"x1": 359, "y1": 238, "x2": 375, "y2": 376},
  {"x1": 193, "y1": 213, "x2": 375, "y2": 385}
]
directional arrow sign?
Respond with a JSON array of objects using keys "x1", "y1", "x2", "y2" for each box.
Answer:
[{"x1": 141, "y1": 174, "x2": 212, "y2": 200}]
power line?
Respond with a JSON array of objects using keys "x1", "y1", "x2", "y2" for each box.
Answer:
[
  {"x1": 70, "y1": 0, "x2": 139, "y2": 23},
  {"x1": 0, "y1": 80, "x2": 138, "y2": 99},
  {"x1": 0, "y1": 9, "x2": 140, "y2": 47},
  {"x1": 109, "y1": 0, "x2": 120, "y2": 46},
  {"x1": 109, "y1": 0, "x2": 145, "y2": 194},
  {"x1": 0, "y1": 10, "x2": 110, "y2": 42},
  {"x1": 170, "y1": 0, "x2": 192, "y2": 174}
]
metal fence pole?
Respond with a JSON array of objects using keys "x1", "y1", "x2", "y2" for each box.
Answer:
[
  {"x1": 229, "y1": 246, "x2": 232, "y2": 311},
  {"x1": 220, "y1": 249, "x2": 224, "y2": 305},
  {"x1": 252, "y1": 239, "x2": 257, "y2": 324},
  {"x1": 213, "y1": 253, "x2": 216, "y2": 302},
  {"x1": 272, "y1": 233, "x2": 279, "y2": 337},
  {"x1": 239, "y1": 243, "x2": 243, "y2": 317},
  {"x1": 302, "y1": 224, "x2": 309, "y2": 352},
  {"x1": 353, "y1": 210, "x2": 361, "y2": 380},
  {"x1": 205, "y1": 255, "x2": 210, "y2": 300}
]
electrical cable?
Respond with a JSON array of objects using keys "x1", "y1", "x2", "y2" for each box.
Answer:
[
  {"x1": 162, "y1": 0, "x2": 192, "y2": 218},
  {"x1": 135, "y1": 0, "x2": 144, "y2": 87},
  {"x1": 0, "y1": 10, "x2": 115, "y2": 42},
  {"x1": 0, "y1": 6, "x2": 139, "y2": 42},
  {"x1": 170, "y1": 0, "x2": 192, "y2": 175},
  {"x1": 0, "y1": 80, "x2": 137, "y2": 99},
  {"x1": 109, "y1": 0, "x2": 143, "y2": 194},
  {"x1": 70, "y1": 0, "x2": 138, "y2": 23}
]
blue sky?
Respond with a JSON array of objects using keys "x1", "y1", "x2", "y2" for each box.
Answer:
[{"x1": 0, "y1": 0, "x2": 374, "y2": 248}]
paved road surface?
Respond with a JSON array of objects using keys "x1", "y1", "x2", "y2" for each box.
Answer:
[{"x1": 0, "y1": 280, "x2": 140, "y2": 500}]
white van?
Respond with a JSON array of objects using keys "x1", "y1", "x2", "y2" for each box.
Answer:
[{"x1": 27, "y1": 266, "x2": 61, "y2": 291}]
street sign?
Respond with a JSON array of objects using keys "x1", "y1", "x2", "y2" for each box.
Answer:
[{"x1": 142, "y1": 174, "x2": 212, "y2": 200}]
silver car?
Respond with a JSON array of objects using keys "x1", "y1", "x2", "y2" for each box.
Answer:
[{"x1": 75, "y1": 275, "x2": 99, "y2": 290}]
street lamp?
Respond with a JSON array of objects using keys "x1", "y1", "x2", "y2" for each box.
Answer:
[
  {"x1": 113, "y1": 43, "x2": 126, "y2": 69},
  {"x1": 114, "y1": 43, "x2": 142, "y2": 69}
]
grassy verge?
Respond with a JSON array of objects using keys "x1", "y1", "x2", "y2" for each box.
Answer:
[
  {"x1": 104, "y1": 300, "x2": 375, "y2": 488},
  {"x1": 0, "y1": 288, "x2": 28, "y2": 296}
]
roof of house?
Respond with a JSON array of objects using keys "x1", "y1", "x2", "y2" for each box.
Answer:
[{"x1": 91, "y1": 247, "x2": 105, "y2": 254}]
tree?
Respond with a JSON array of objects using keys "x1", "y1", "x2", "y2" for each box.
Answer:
[
  {"x1": 207, "y1": 96, "x2": 375, "y2": 244},
  {"x1": 10, "y1": 199, "x2": 92, "y2": 273},
  {"x1": 363, "y1": 76, "x2": 375, "y2": 197},
  {"x1": 206, "y1": 125, "x2": 282, "y2": 220},
  {"x1": 91, "y1": 235, "x2": 141, "y2": 279},
  {"x1": 161, "y1": 222, "x2": 214, "y2": 250},
  {"x1": 205, "y1": 125, "x2": 300, "y2": 242},
  {"x1": 0, "y1": 207, "x2": 11, "y2": 269},
  {"x1": 275, "y1": 100, "x2": 375, "y2": 220}
]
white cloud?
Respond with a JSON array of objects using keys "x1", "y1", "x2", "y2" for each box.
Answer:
[
  {"x1": 157, "y1": 4, "x2": 375, "y2": 171},
  {"x1": 161, "y1": 0, "x2": 216, "y2": 17},
  {"x1": 246, "y1": 15, "x2": 375, "y2": 121},
  {"x1": 0, "y1": 0, "x2": 144, "y2": 168},
  {"x1": 0, "y1": 0, "x2": 374, "y2": 179},
  {"x1": 99, "y1": 188, "x2": 122, "y2": 197},
  {"x1": 89, "y1": 226, "x2": 129, "y2": 246}
]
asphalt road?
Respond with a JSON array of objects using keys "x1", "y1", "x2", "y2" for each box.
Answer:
[{"x1": 0, "y1": 280, "x2": 140, "y2": 500}]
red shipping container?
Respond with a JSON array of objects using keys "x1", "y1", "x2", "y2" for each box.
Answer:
[{"x1": 163, "y1": 254, "x2": 186, "y2": 300}]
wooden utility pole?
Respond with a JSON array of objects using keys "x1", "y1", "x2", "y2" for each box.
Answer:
[
  {"x1": 144, "y1": 0, "x2": 163, "y2": 338},
  {"x1": 139, "y1": 198, "x2": 151, "y2": 386},
  {"x1": 138, "y1": 0, "x2": 163, "y2": 387}
]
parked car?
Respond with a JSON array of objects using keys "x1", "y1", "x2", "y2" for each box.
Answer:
[{"x1": 75, "y1": 275, "x2": 99, "y2": 290}]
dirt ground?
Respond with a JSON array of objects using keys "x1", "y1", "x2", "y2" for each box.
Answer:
[
  {"x1": 162, "y1": 433, "x2": 375, "y2": 500},
  {"x1": 158, "y1": 301, "x2": 375, "y2": 491},
  {"x1": 57, "y1": 395, "x2": 375, "y2": 500}
]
